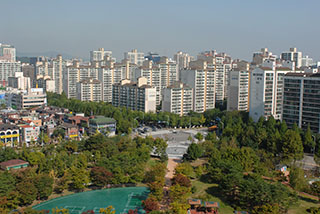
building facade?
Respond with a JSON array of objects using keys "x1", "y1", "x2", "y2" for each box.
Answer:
[
  {"x1": 281, "y1": 47, "x2": 302, "y2": 68},
  {"x1": 282, "y1": 73, "x2": 320, "y2": 133},
  {"x1": 76, "y1": 78, "x2": 102, "y2": 102},
  {"x1": 124, "y1": 49, "x2": 144, "y2": 66},
  {"x1": 112, "y1": 77, "x2": 156, "y2": 113},
  {"x1": 227, "y1": 69, "x2": 250, "y2": 111},
  {"x1": 162, "y1": 81, "x2": 193, "y2": 116}
]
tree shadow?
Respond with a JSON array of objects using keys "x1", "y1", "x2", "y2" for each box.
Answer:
[
  {"x1": 205, "y1": 186, "x2": 233, "y2": 207},
  {"x1": 298, "y1": 195, "x2": 319, "y2": 204},
  {"x1": 199, "y1": 173, "x2": 212, "y2": 184}
]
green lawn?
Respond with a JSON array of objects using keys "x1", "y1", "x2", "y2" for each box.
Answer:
[
  {"x1": 191, "y1": 180, "x2": 234, "y2": 214},
  {"x1": 191, "y1": 179, "x2": 320, "y2": 214}
]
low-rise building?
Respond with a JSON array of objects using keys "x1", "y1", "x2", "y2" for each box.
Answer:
[
  {"x1": 0, "y1": 159, "x2": 29, "y2": 170},
  {"x1": 0, "y1": 124, "x2": 20, "y2": 147},
  {"x1": 19, "y1": 124, "x2": 40, "y2": 146},
  {"x1": 89, "y1": 116, "x2": 116, "y2": 136},
  {"x1": 6, "y1": 88, "x2": 47, "y2": 110}
]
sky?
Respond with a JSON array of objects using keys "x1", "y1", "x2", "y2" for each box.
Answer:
[{"x1": 1, "y1": 0, "x2": 320, "y2": 61}]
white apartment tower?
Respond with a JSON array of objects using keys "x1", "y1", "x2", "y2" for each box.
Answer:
[
  {"x1": 174, "y1": 51, "x2": 193, "y2": 71},
  {"x1": 76, "y1": 78, "x2": 102, "y2": 102},
  {"x1": 249, "y1": 61, "x2": 300, "y2": 122},
  {"x1": 90, "y1": 48, "x2": 113, "y2": 62},
  {"x1": 0, "y1": 44, "x2": 16, "y2": 62},
  {"x1": 227, "y1": 69, "x2": 250, "y2": 111},
  {"x1": 162, "y1": 81, "x2": 193, "y2": 116},
  {"x1": 281, "y1": 47, "x2": 302, "y2": 68},
  {"x1": 124, "y1": 49, "x2": 144, "y2": 66},
  {"x1": 180, "y1": 61, "x2": 215, "y2": 113}
]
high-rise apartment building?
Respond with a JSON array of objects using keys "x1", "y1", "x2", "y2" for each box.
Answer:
[
  {"x1": 124, "y1": 49, "x2": 144, "y2": 66},
  {"x1": 227, "y1": 69, "x2": 250, "y2": 111},
  {"x1": 249, "y1": 61, "x2": 300, "y2": 122},
  {"x1": 8, "y1": 72, "x2": 31, "y2": 90},
  {"x1": 133, "y1": 58, "x2": 178, "y2": 105},
  {"x1": 112, "y1": 77, "x2": 156, "y2": 113},
  {"x1": 174, "y1": 51, "x2": 193, "y2": 71},
  {"x1": 76, "y1": 78, "x2": 102, "y2": 102},
  {"x1": 180, "y1": 61, "x2": 215, "y2": 113},
  {"x1": 90, "y1": 48, "x2": 113, "y2": 62},
  {"x1": 281, "y1": 47, "x2": 302, "y2": 68},
  {"x1": 0, "y1": 61, "x2": 21, "y2": 86},
  {"x1": 301, "y1": 56, "x2": 313, "y2": 67},
  {"x1": 0, "y1": 44, "x2": 16, "y2": 62},
  {"x1": 252, "y1": 48, "x2": 277, "y2": 65},
  {"x1": 282, "y1": 73, "x2": 320, "y2": 133},
  {"x1": 162, "y1": 81, "x2": 193, "y2": 116}
]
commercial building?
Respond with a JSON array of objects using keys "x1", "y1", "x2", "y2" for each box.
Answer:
[
  {"x1": 89, "y1": 116, "x2": 116, "y2": 136},
  {"x1": 20, "y1": 125, "x2": 40, "y2": 146},
  {"x1": 227, "y1": 69, "x2": 250, "y2": 111},
  {"x1": 76, "y1": 78, "x2": 102, "y2": 102},
  {"x1": 162, "y1": 81, "x2": 193, "y2": 116},
  {"x1": 180, "y1": 61, "x2": 215, "y2": 113},
  {"x1": 124, "y1": 49, "x2": 144, "y2": 66},
  {"x1": 282, "y1": 73, "x2": 320, "y2": 133},
  {"x1": 6, "y1": 88, "x2": 47, "y2": 110},
  {"x1": 281, "y1": 47, "x2": 302, "y2": 68},
  {"x1": 0, "y1": 124, "x2": 20, "y2": 147},
  {"x1": 112, "y1": 77, "x2": 156, "y2": 113}
]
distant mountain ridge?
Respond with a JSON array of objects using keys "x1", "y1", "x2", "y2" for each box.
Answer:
[{"x1": 17, "y1": 51, "x2": 75, "y2": 59}]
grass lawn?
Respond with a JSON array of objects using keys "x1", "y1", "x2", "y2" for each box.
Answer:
[
  {"x1": 288, "y1": 195, "x2": 319, "y2": 214},
  {"x1": 191, "y1": 180, "x2": 234, "y2": 214},
  {"x1": 191, "y1": 179, "x2": 320, "y2": 214}
]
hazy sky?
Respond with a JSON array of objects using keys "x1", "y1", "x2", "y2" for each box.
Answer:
[{"x1": 1, "y1": 0, "x2": 319, "y2": 61}]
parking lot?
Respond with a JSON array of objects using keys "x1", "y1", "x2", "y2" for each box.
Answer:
[{"x1": 133, "y1": 127, "x2": 207, "y2": 159}]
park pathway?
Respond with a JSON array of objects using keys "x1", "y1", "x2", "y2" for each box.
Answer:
[{"x1": 161, "y1": 158, "x2": 181, "y2": 209}]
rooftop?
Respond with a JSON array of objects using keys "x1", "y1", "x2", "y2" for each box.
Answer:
[
  {"x1": 89, "y1": 116, "x2": 116, "y2": 125},
  {"x1": 0, "y1": 124, "x2": 19, "y2": 131},
  {"x1": 0, "y1": 159, "x2": 29, "y2": 168}
]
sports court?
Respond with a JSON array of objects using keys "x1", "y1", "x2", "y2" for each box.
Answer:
[{"x1": 33, "y1": 187, "x2": 149, "y2": 214}]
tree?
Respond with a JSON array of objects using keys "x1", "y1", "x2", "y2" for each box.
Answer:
[
  {"x1": 0, "y1": 171, "x2": 16, "y2": 196},
  {"x1": 289, "y1": 166, "x2": 307, "y2": 191},
  {"x1": 34, "y1": 174, "x2": 54, "y2": 200},
  {"x1": 175, "y1": 163, "x2": 194, "y2": 178},
  {"x1": 195, "y1": 132, "x2": 203, "y2": 141},
  {"x1": 185, "y1": 143, "x2": 203, "y2": 161},
  {"x1": 90, "y1": 166, "x2": 113, "y2": 187},
  {"x1": 169, "y1": 184, "x2": 191, "y2": 203},
  {"x1": 16, "y1": 181, "x2": 37, "y2": 205},
  {"x1": 169, "y1": 201, "x2": 190, "y2": 214},
  {"x1": 303, "y1": 124, "x2": 315, "y2": 153},
  {"x1": 68, "y1": 166, "x2": 90, "y2": 190},
  {"x1": 282, "y1": 129, "x2": 304, "y2": 162},
  {"x1": 142, "y1": 197, "x2": 160, "y2": 213},
  {"x1": 172, "y1": 174, "x2": 191, "y2": 187},
  {"x1": 311, "y1": 181, "x2": 320, "y2": 201}
]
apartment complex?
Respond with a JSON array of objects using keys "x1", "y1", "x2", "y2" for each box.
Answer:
[
  {"x1": 0, "y1": 61, "x2": 21, "y2": 86},
  {"x1": 227, "y1": 69, "x2": 250, "y2": 111},
  {"x1": 252, "y1": 48, "x2": 277, "y2": 65},
  {"x1": 282, "y1": 73, "x2": 320, "y2": 133},
  {"x1": 76, "y1": 78, "x2": 102, "y2": 102},
  {"x1": 162, "y1": 81, "x2": 193, "y2": 116},
  {"x1": 8, "y1": 72, "x2": 31, "y2": 90},
  {"x1": 112, "y1": 77, "x2": 156, "y2": 113}
]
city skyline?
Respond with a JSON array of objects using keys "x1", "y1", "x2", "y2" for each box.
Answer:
[{"x1": 1, "y1": 0, "x2": 320, "y2": 61}]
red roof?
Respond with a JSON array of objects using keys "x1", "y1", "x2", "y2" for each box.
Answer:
[{"x1": 0, "y1": 159, "x2": 29, "y2": 168}]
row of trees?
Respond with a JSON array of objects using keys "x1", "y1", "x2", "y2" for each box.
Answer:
[{"x1": 47, "y1": 92, "x2": 207, "y2": 134}]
